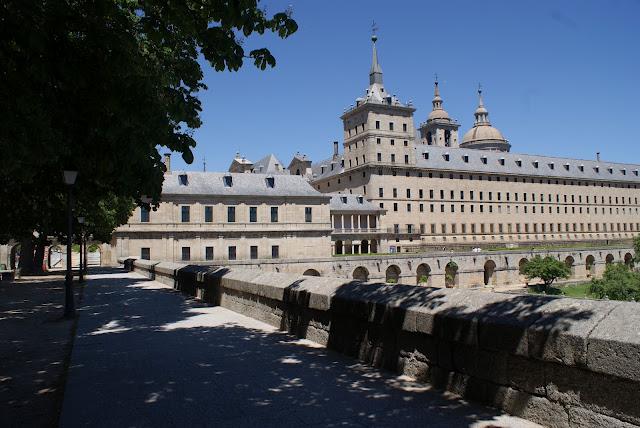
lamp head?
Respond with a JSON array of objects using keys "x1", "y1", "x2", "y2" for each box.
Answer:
[{"x1": 63, "y1": 170, "x2": 78, "y2": 185}]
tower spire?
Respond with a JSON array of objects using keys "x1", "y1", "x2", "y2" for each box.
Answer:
[
  {"x1": 369, "y1": 24, "x2": 383, "y2": 85},
  {"x1": 432, "y1": 75, "x2": 443, "y2": 111},
  {"x1": 474, "y1": 84, "x2": 490, "y2": 125}
]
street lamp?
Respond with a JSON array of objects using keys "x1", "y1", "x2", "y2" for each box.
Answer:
[
  {"x1": 63, "y1": 170, "x2": 77, "y2": 318},
  {"x1": 77, "y1": 216, "x2": 85, "y2": 283}
]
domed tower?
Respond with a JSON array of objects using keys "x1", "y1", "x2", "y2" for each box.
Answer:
[
  {"x1": 418, "y1": 78, "x2": 460, "y2": 147},
  {"x1": 460, "y1": 87, "x2": 510, "y2": 152}
]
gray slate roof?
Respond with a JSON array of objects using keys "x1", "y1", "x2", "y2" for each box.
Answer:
[
  {"x1": 252, "y1": 154, "x2": 287, "y2": 174},
  {"x1": 311, "y1": 146, "x2": 640, "y2": 184},
  {"x1": 329, "y1": 194, "x2": 385, "y2": 213},
  {"x1": 312, "y1": 155, "x2": 344, "y2": 180},
  {"x1": 417, "y1": 146, "x2": 640, "y2": 183},
  {"x1": 163, "y1": 172, "x2": 329, "y2": 198}
]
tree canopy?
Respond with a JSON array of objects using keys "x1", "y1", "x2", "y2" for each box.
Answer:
[
  {"x1": 590, "y1": 263, "x2": 640, "y2": 301},
  {"x1": 521, "y1": 256, "x2": 571, "y2": 288},
  {"x1": 0, "y1": 0, "x2": 297, "y2": 268}
]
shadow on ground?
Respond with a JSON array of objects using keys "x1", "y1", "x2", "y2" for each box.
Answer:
[{"x1": 60, "y1": 269, "x2": 539, "y2": 427}]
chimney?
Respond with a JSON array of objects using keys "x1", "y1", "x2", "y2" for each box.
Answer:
[
  {"x1": 163, "y1": 153, "x2": 171, "y2": 172},
  {"x1": 596, "y1": 152, "x2": 601, "y2": 162},
  {"x1": 333, "y1": 141, "x2": 339, "y2": 157}
]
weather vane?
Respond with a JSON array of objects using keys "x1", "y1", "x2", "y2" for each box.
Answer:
[
  {"x1": 371, "y1": 20, "x2": 378, "y2": 36},
  {"x1": 434, "y1": 73, "x2": 438, "y2": 83}
]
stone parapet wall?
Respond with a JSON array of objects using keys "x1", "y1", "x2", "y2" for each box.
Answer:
[{"x1": 126, "y1": 258, "x2": 640, "y2": 427}]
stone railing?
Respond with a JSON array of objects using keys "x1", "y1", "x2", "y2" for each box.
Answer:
[{"x1": 121, "y1": 257, "x2": 640, "y2": 427}]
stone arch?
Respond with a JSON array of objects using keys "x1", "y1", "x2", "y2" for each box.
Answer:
[
  {"x1": 445, "y1": 261, "x2": 458, "y2": 288},
  {"x1": 303, "y1": 269, "x2": 320, "y2": 277},
  {"x1": 352, "y1": 266, "x2": 369, "y2": 281},
  {"x1": 483, "y1": 259, "x2": 497, "y2": 286},
  {"x1": 605, "y1": 253, "x2": 614, "y2": 264},
  {"x1": 385, "y1": 265, "x2": 401, "y2": 283},
  {"x1": 624, "y1": 252, "x2": 634, "y2": 268},
  {"x1": 518, "y1": 258, "x2": 529, "y2": 284},
  {"x1": 361, "y1": 239, "x2": 369, "y2": 254},
  {"x1": 335, "y1": 240, "x2": 343, "y2": 255},
  {"x1": 565, "y1": 256, "x2": 575, "y2": 278},
  {"x1": 416, "y1": 263, "x2": 431, "y2": 286},
  {"x1": 585, "y1": 255, "x2": 596, "y2": 277}
]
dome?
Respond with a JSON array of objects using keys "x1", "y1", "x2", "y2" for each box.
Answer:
[
  {"x1": 461, "y1": 125, "x2": 505, "y2": 144},
  {"x1": 428, "y1": 108, "x2": 450, "y2": 120}
]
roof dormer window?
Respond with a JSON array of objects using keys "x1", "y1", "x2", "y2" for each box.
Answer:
[
  {"x1": 443, "y1": 153, "x2": 450, "y2": 161},
  {"x1": 463, "y1": 155, "x2": 469, "y2": 163},
  {"x1": 357, "y1": 196, "x2": 364, "y2": 204},
  {"x1": 594, "y1": 166, "x2": 600, "y2": 173},
  {"x1": 621, "y1": 168, "x2": 627, "y2": 175},
  {"x1": 548, "y1": 162, "x2": 555, "y2": 170},
  {"x1": 564, "y1": 163, "x2": 570, "y2": 171},
  {"x1": 178, "y1": 174, "x2": 188, "y2": 186},
  {"x1": 516, "y1": 159, "x2": 522, "y2": 167},
  {"x1": 499, "y1": 157, "x2": 505, "y2": 166},
  {"x1": 266, "y1": 176, "x2": 275, "y2": 188},
  {"x1": 223, "y1": 175, "x2": 233, "y2": 187},
  {"x1": 578, "y1": 164, "x2": 584, "y2": 172},
  {"x1": 533, "y1": 161, "x2": 539, "y2": 168},
  {"x1": 633, "y1": 169, "x2": 639, "y2": 176},
  {"x1": 608, "y1": 167, "x2": 613, "y2": 174},
  {"x1": 481, "y1": 156, "x2": 487, "y2": 164},
  {"x1": 341, "y1": 196, "x2": 347, "y2": 204},
  {"x1": 423, "y1": 152, "x2": 429, "y2": 160}
]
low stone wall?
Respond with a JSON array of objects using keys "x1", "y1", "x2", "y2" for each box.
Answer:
[{"x1": 126, "y1": 258, "x2": 640, "y2": 427}]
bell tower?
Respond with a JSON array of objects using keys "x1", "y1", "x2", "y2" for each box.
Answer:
[
  {"x1": 418, "y1": 78, "x2": 460, "y2": 147},
  {"x1": 341, "y1": 33, "x2": 416, "y2": 171}
]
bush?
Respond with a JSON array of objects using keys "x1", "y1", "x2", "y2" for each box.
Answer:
[
  {"x1": 386, "y1": 278, "x2": 397, "y2": 284},
  {"x1": 418, "y1": 275, "x2": 429, "y2": 284},
  {"x1": 521, "y1": 256, "x2": 570, "y2": 289},
  {"x1": 590, "y1": 263, "x2": 640, "y2": 301}
]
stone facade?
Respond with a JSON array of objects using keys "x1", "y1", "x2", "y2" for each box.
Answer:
[{"x1": 112, "y1": 172, "x2": 332, "y2": 264}]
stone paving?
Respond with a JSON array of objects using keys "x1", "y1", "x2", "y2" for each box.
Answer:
[
  {"x1": 0, "y1": 273, "x2": 79, "y2": 428},
  {"x1": 60, "y1": 270, "x2": 541, "y2": 427}
]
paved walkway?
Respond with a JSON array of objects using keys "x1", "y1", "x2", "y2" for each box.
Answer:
[
  {"x1": 60, "y1": 270, "x2": 540, "y2": 427},
  {"x1": 0, "y1": 273, "x2": 79, "y2": 427}
]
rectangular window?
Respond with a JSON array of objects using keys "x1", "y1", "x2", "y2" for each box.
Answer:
[
  {"x1": 377, "y1": 153, "x2": 382, "y2": 162},
  {"x1": 141, "y1": 247, "x2": 150, "y2": 260},
  {"x1": 391, "y1": 154, "x2": 396, "y2": 162},
  {"x1": 271, "y1": 245, "x2": 279, "y2": 259},
  {"x1": 227, "y1": 206, "x2": 236, "y2": 223},
  {"x1": 181, "y1": 247, "x2": 190, "y2": 261},
  {"x1": 270, "y1": 207, "x2": 278, "y2": 222},
  {"x1": 205, "y1": 206, "x2": 213, "y2": 222},
  {"x1": 249, "y1": 206, "x2": 257, "y2": 223},
  {"x1": 379, "y1": 188, "x2": 384, "y2": 197},
  {"x1": 404, "y1": 155, "x2": 409, "y2": 164},
  {"x1": 181, "y1": 206, "x2": 190, "y2": 222},
  {"x1": 205, "y1": 246, "x2": 214, "y2": 261},
  {"x1": 389, "y1": 122, "x2": 394, "y2": 131},
  {"x1": 406, "y1": 189, "x2": 411, "y2": 198},
  {"x1": 375, "y1": 120, "x2": 380, "y2": 129},
  {"x1": 228, "y1": 246, "x2": 236, "y2": 260},
  {"x1": 140, "y1": 207, "x2": 150, "y2": 223},
  {"x1": 403, "y1": 123, "x2": 407, "y2": 132},
  {"x1": 305, "y1": 207, "x2": 312, "y2": 223},
  {"x1": 250, "y1": 245, "x2": 258, "y2": 260}
]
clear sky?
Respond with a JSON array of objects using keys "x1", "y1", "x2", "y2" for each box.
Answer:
[{"x1": 170, "y1": 0, "x2": 640, "y2": 172}]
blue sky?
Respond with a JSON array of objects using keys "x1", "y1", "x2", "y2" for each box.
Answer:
[{"x1": 171, "y1": 0, "x2": 640, "y2": 172}]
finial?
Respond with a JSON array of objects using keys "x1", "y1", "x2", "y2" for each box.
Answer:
[
  {"x1": 203, "y1": 156, "x2": 207, "y2": 172},
  {"x1": 434, "y1": 73, "x2": 438, "y2": 85},
  {"x1": 371, "y1": 21, "x2": 378, "y2": 42},
  {"x1": 478, "y1": 82, "x2": 482, "y2": 95}
]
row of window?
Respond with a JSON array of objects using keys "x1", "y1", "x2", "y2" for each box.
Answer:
[
  {"x1": 378, "y1": 188, "x2": 639, "y2": 205},
  {"x1": 140, "y1": 245, "x2": 280, "y2": 262},
  {"x1": 347, "y1": 121, "x2": 408, "y2": 137},
  {"x1": 424, "y1": 151, "x2": 640, "y2": 177},
  {"x1": 141, "y1": 206, "x2": 313, "y2": 223},
  {"x1": 392, "y1": 222, "x2": 640, "y2": 235},
  {"x1": 385, "y1": 201, "x2": 639, "y2": 216},
  {"x1": 319, "y1": 168, "x2": 640, "y2": 190}
]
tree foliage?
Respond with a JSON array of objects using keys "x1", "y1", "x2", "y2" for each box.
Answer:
[
  {"x1": 522, "y1": 256, "x2": 571, "y2": 288},
  {"x1": 0, "y1": 0, "x2": 297, "y2": 268},
  {"x1": 590, "y1": 263, "x2": 640, "y2": 301},
  {"x1": 633, "y1": 235, "x2": 640, "y2": 263}
]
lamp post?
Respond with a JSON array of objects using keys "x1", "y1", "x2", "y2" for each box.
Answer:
[
  {"x1": 77, "y1": 216, "x2": 85, "y2": 283},
  {"x1": 63, "y1": 170, "x2": 78, "y2": 318}
]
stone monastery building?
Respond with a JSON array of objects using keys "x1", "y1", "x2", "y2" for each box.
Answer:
[{"x1": 112, "y1": 35, "x2": 640, "y2": 263}]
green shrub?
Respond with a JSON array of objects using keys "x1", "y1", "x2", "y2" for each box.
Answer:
[
  {"x1": 418, "y1": 275, "x2": 429, "y2": 284},
  {"x1": 590, "y1": 263, "x2": 640, "y2": 301},
  {"x1": 386, "y1": 278, "x2": 397, "y2": 284},
  {"x1": 521, "y1": 255, "x2": 570, "y2": 289}
]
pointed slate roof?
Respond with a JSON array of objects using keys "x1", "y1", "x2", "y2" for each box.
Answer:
[{"x1": 252, "y1": 154, "x2": 287, "y2": 174}]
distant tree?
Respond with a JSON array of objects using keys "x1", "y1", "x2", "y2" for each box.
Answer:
[
  {"x1": 633, "y1": 235, "x2": 640, "y2": 264},
  {"x1": 0, "y1": 0, "x2": 297, "y2": 272},
  {"x1": 590, "y1": 263, "x2": 640, "y2": 301},
  {"x1": 522, "y1": 256, "x2": 571, "y2": 290}
]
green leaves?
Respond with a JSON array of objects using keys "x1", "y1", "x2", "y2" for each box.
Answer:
[
  {"x1": 521, "y1": 256, "x2": 571, "y2": 287},
  {"x1": 590, "y1": 263, "x2": 640, "y2": 301},
  {"x1": 0, "y1": 0, "x2": 297, "y2": 244}
]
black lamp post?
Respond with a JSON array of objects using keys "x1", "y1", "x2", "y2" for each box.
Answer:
[
  {"x1": 63, "y1": 170, "x2": 77, "y2": 318},
  {"x1": 78, "y1": 216, "x2": 85, "y2": 283}
]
